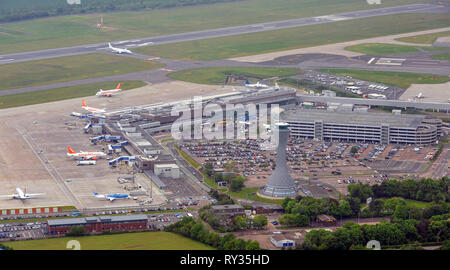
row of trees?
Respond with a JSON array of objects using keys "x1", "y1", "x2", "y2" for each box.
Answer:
[
  {"x1": 0, "y1": 0, "x2": 242, "y2": 23},
  {"x1": 234, "y1": 215, "x2": 268, "y2": 230},
  {"x1": 299, "y1": 214, "x2": 450, "y2": 250},
  {"x1": 279, "y1": 196, "x2": 354, "y2": 227},
  {"x1": 165, "y1": 217, "x2": 261, "y2": 250},
  {"x1": 370, "y1": 177, "x2": 449, "y2": 202},
  {"x1": 198, "y1": 205, "x2": 267, "y2": 232}
]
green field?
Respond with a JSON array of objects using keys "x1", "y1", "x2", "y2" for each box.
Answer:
[
  {"x1": 396, "y1": 30, "x2": 450, "y2": 44},
  {"x1": 0, "y1": 0, "x2": 426, "y2": 54},
  {"x1": 168, "y1": 67, "x2": 300, "y2": 84},
  {"x1": 134, "y1": 13, "x2": 450, "y2": 61},
  {"x1": 431, "y1": 52, "x2": 450, "y2": 61},
  {"x1": 4, "y1": 231, "x2": 214, "y2": 250},
  {"x1": 377, "y1": 198, "x2": 435, "y2": 209},
  {"x1": 345, "y1": 43, "x2": 450, "y2": 55},
  {"x1": 0, "y1": 54, "x2": 161, "y2": 91},
  {"x1": 0, "y1": 81, "x2": 146, "y2": 110},
  {"x1": 319, "y1": 69, "x2": 450, "y2": 89}
]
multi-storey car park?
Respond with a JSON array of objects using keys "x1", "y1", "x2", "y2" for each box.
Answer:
[{"x1": 282, "y1": 109, "x2": 443, "y2": 146}]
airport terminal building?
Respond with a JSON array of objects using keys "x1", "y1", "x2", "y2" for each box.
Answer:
[
  {"x1": 282, "y1": 109, "x2": 442, "y2": 145},
  {"x1": 46, "y1": 215, "x2": 149, "y2": 235}
]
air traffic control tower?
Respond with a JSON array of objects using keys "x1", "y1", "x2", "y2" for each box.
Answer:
[{"x1": 259, "y1": 122, "x2": 297, "y2": 198}]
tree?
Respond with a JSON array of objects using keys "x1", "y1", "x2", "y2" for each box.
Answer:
[
  {"x1": 253, "y1": 215, "x2": 268, "y2": 229},
  {"x1": 368, "y1": 199, "x2": 384, "y2": 216},
  {"x1": 221, "y1": 233, "x2": 236, "y2": 250},
  {"x1": 393, "y1": 203, "x2": 410, "y2": 222},
  {"x1": 350, "y1": 146, "x2": 359, "y2": 155},
  {"x1": 190, "y1": 222, "x2": 206, "y2": 241},
  {"x1": 66, "y1": 225, "x2": 86, "y2": 236},
  {"x1": 348, "y1": 183, "x2": 373, "y2": 202},
  {"x1": 348, "y1": 197, "x2": 361, "y2": 217},
  {"x1": 229, "y1": 175, "x2": 245, "y2": 192},
  {"x1": 234, "y1": 216, "x2": 248, "y2": 230},
  {"x1": 245, "y1": 240, "x2": 261, "y2": 250}
]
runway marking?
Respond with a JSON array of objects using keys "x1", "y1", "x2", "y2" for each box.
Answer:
[
  {"x1": 314, "y1": 15, "x2": 350, "y2": 22},
  {"x1": 137, "y1": 42, "x2": 154, "y2": 47},
  {"x1": 367, "y1": 57, "x2": 376, "y2": 64},
  {"x1": 0, "y1": 59, "x2": 14, "y2": 62}
]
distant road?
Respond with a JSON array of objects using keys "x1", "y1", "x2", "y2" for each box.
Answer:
[{"x1": 0, "y1": 3, "x2": 446, "y2": 65}]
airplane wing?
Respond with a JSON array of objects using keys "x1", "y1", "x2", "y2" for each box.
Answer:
[
  {"x1": 26, "y1": 193, "x2": 45, "y2": 197},
  {"x1": 0, "y1": 194, "x2": 16, "y2": 198}
]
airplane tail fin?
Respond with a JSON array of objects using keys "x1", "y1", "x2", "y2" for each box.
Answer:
[
  {"x1": 82, "y1": 99, "x2": 87, "y2": 107},
  {"x1": 68, "y1": 146, "x2": 75, "y2": 154},
  {"x1": 93, "y1": 192, "x2": 99, "y2": 196},
  {"x1": 116, "y1": 83, "x2": 121, "y2": 89},
  {"x1": 108, "y1": 43, "x2": 112, "y2": 48},
  {"x1": 245, "y1": 80, "x2": 249, "y2": 85}
]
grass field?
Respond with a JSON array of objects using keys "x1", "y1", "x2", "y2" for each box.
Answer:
[
  {"x1": 4, "y1": 231, "x2": 214, "y2": 250},
  {"x1": 396, "y1": 30, "x2": 450, "y2": 44},
  {"x1": 134, "y1": 13, "x2": 450, "y2": 61},
  {"x1": 0, "y1": 54, "x2": 161, "y2": 91},
  {"x1": 377, "y1": 198, "x2": 436, "y2": 209},
  {"x1": 0, "y1": 81, "x2": 146, "y2": 110},
  {"x1": 174, "y1": 145, "x2": 201, "y2": 169},
  {"x1": 0, "y1": 0, "x2": 425, "y2": 54},
  {"x1": 345, "y1": 43, "x2": 450, "y2": 55},
  {"x1": 319, "y1": 69, "x2": 450, "y2": 89},
  {"x1": 226, "y1": 187, "x2": 284, "y2": 205},
  {"x1": 431, "y1": 52, "x2": 450, "y2": 61},
  {"x1": 168, "y1": 67, "x2": 300, "y2": 85}
]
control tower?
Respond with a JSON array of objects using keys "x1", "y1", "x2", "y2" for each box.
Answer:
[{"x1": 259, "y1": 122, "x2": 297, "y2": 198}]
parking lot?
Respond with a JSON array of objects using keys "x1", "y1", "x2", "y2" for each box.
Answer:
[
  {"x1": 181, "y1": 138, "x2": 441, "y2": 196},
  {"x1": 0, "y1": 221, "x2": 47, "y2": 241},
  {"x1": 292, "y1": 71, "x2": 404, "y2": 99}
]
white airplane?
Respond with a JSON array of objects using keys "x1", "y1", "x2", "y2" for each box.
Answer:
[
  {"x1": 108, "y1": 42, "x2": 132, "y2": 54},
  {"x1": 82, "y1": 99, "x2": 106, "y2": 113},
  {"x1": 93, "y1": 192, "x2": 129, "y2": 202},
  {"x1": 245, "y1": 80, "x2": 269, "y2": 89},
  {"x1": 416, "y1": 92, "x2": 424, "y2": 99},
  {"x1": 0, "y1": 188, "x2": 45, "y2": 200},
  {"x1": 96, "y1": 83, "x2": 122, "y2": 97},
  {"x1": 67, "y1": 146, "x2": 107, "y2": 160}
]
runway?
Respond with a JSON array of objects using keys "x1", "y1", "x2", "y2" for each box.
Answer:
[{"x1": 0, "y1": 3, "x2": 446, "y2": 65}]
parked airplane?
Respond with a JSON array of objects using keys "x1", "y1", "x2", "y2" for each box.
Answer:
[
  {"x1": 93, "y1": 192, "x2": 129, "y2": 201},
  {"x1": 0, "y1": 188, "x2": 45, "y2": 200},
  {"x1": 96, "y1": 83, "x2": 122, "y2": 97},
  {"x1": 416, "y1": 92, "x2": 424, "y2": 99},
  {"x1": 67, "y1": 146, "x2": 107, "y2": 160},
  {"x1": 81, "y1": 99, "x2": 106, "y2": 113},
  {"x1": 245, "y1": 80, "x2": 269, "y2": 88},
  {"x1": 108, "y1": 43, "x2": 132, "y2": 54}
]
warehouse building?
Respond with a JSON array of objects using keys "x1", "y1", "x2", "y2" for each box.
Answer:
[
  {"x1": 270, "y1": 235, "x2": 296, "y2": 248},
  {"x1": 282, "y1": 109, "x2": 441, "y2": 145},
  {"x1": 211, "y1": 204, "x2": 245, "y2": 218},
  {"x1": 46, "y1": 215, "x2": 148, "y2": 235}
]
